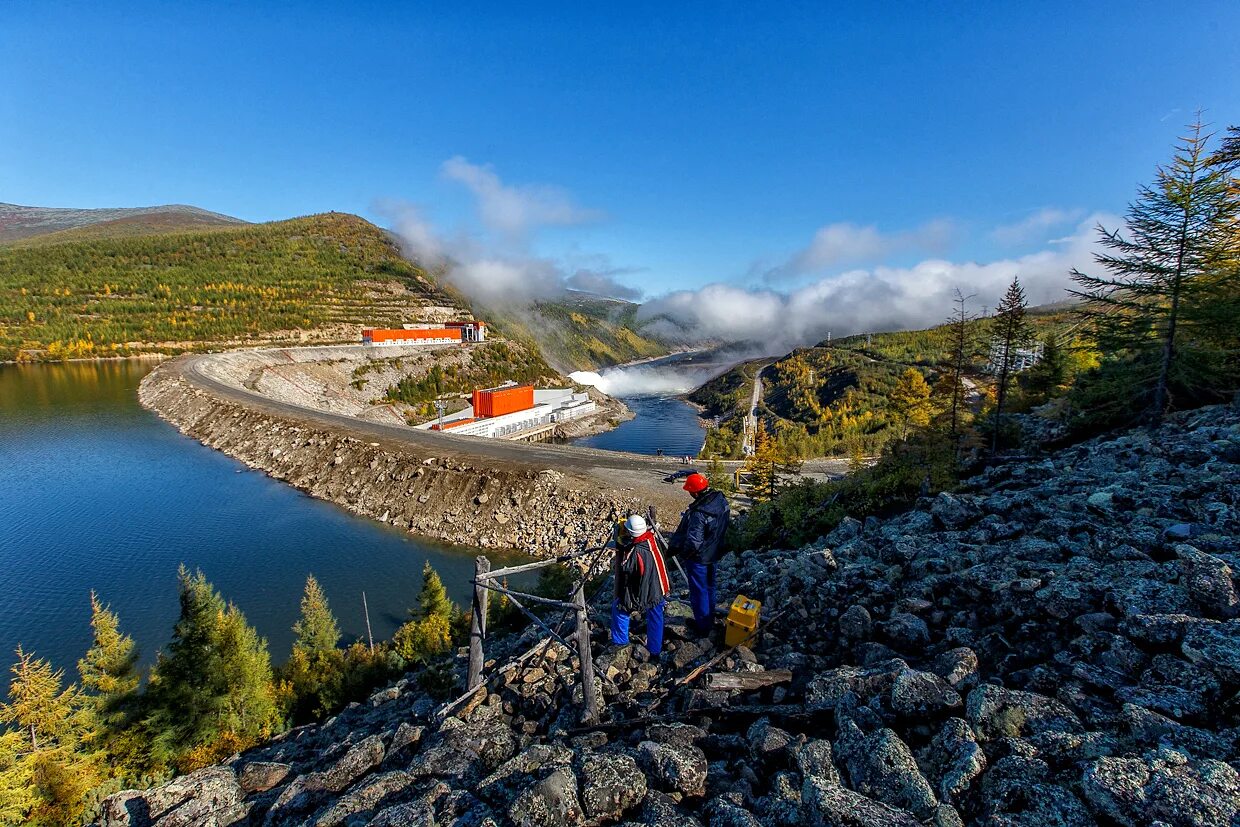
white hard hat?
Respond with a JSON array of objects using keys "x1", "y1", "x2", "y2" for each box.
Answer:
[{"x1": 623, "y1": 514, "x2": 648, "y2": 536}]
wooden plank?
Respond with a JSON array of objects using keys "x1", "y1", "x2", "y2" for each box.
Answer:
[
  {"x1": 704, "y1": 669, "x2": 792, "y2": 691},
  {"x1": 480, "y1": 557, "x2": 563, "y2": 579}
]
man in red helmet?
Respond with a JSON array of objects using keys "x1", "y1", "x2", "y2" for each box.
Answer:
[{"x1": 669, "y1": 472, "x2": 731, "y2": 637}]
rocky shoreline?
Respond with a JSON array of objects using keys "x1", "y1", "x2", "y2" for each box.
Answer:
[{"x1": 104, "y1": 401, "x2": 1240, "y2": 825}]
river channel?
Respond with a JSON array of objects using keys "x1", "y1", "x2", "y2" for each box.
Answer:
[{"x1": 0, "y1": 357, "x2": 711, "y2": 678}]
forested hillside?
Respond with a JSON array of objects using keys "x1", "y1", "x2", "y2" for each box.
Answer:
[
  {"x1": 694, "y1": 305, "x2": 1092, "y2": 460},
  {"x1": 0, "y1": 213, "x2": 469, "y2": 362},
  {"x1": 489, "y1": 292, "x2": 670, "y2": 372}
]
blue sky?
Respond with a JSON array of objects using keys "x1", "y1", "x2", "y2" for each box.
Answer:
[{"x1": 3, "y1": 2, "x2": 1238, "y2": 340}]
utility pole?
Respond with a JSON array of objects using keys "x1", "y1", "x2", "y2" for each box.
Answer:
[
  {"x1": 362, "y1": 591, "x2": 374, "y2": 653},
  {"x1": 434, "y1": 399, "x2": 447, "y2": 431},
  {"x1": 468, "y1": 556, "x2": 490, "y2": 690}
]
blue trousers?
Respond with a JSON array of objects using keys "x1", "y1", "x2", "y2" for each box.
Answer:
[
  {"x1": 611, "y1": 600, "x2": 665, "y2": 655},
  {"x1": 685, "y1": 560, "x2": 716, "y2": 636}
]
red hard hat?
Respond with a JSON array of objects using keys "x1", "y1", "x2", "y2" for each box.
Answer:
[{"x1": 683, "y1": 472, "x2": 709, "y2": 494}]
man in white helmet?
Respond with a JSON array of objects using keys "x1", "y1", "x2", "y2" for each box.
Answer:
[{"x1": 610, "y1": 513, "x2": 670, "y2": 655}]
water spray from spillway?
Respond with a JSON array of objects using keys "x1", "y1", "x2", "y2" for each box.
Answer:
[{"x1": 570, "y1": 357, "x2": 730, "y2": 398}]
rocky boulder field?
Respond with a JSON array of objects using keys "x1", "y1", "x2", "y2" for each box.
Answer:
[{"x1": 99, "y1": 403, "x2": 1240, "y2": 826}]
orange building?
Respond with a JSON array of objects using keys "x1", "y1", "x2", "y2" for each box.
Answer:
[
  {"x1": 472, "y1": 384, "x2": 534, "y2": 418},
  {"x1": 362, "y1": 327, "x2": 463, "y2": 345}
]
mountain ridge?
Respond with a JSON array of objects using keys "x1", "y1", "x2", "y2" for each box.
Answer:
[{"x1": 0, "y1": 202, "x2": 245, "y2": 244}]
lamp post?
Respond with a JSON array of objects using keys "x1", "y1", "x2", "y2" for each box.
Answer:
[{"x1": 434, "y1": 399, "x2": 447, "y2": 431}]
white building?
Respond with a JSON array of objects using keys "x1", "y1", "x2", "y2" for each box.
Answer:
[{"x1": 417, "y1": 388, "x2": 597, "y2": 439}]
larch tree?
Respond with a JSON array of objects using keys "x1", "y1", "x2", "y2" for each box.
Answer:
[
  {"x1": 889, "y1": 368, "x2": 933, "y2": 440},
  {"x1": 1070, "y1": 117, "x2": 1240, "y2": 423},
  {"x1": 292, "y1": 575, "x2": 340, "y2": 656},
  {"x1": 78, "y1": 592, "x2": 139, "y2": 720},
  {"x1": 413, "y1": 561, "x2": 454, "y2": 623},
  {"x1": 745, "y1": 420, "x2": 778, "y2": 501},
  {"x1": 944, "y1": 289, "x2": 976, "y2": 441},
  {"x1": 0, "y1": 648, "x2": 95, "y2": 826},
  {"x1": 144, "y1": 567, "x2": 279, "y2": 771},
  {"x1": 989, "y1": 276, "x2": 1032, "y2": 452},
  {"x1": 1, "y1": 648, "x2": 77, "y2": 755}
]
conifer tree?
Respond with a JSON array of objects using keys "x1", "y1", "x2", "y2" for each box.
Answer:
[
  {"x1": 144, "y1": 567, "x2": 279, "y2": 770},
  {"x1": 412, "y1": 562, "x2": 454, "y2": 622},
  {"x1": 1020, "y1": 334, "x2": 1068, "y2": 402},
  {"x1": 1071, "y1": 118, "x2": 1240, "y2": 423},
  {"x1": 1, "y1": 648, "x2": 77, "y2": 754},
  {"x1": 745, "y1": 421, "x2": 778, "y2": 501},
  {"x1": 78, "y1": 593, "x2": 139, "y2": 722},
  {"x1": 0, "y1": 648, "x2": 95, "y2": 826},
  {"x1": 292, "y1": 575, "x2": 340, "y2": 655},
  {"x1": 706, "y1": 454, "x2": 737, "y2": 496},
  {"x1": 944, "y1": 289, "x2": 976, "y2": 441},
  {"x1": 0, "y1": 728, "x2": 34, "y2": 826},
  {"x1": 889, "y1": 368, "x2": 933, "y2": 440},
  {"x1": 989, "y1": 277, "x2": 1031, "y2": 451}
]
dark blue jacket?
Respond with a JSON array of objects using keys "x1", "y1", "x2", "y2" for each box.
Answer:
[{"x1": 670, "y1": 489, "x2": 730, "y2": 564}]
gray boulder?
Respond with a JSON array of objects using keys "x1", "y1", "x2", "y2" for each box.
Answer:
[
  {"x1": 838, "y1": 604, "x2": 873, "y2": 641},
  {"x1": 966, "y1": 684, "x2": 1082, "y2": 741},
  {"x1": 509, "y1": 766, "x2": 584, "y2": 827},
  {"x1": 799, "y1": 777, "x2": 920, "y2": 826},
  {"x1": 238, "y1": 761, "x2": 290, "y2": 794},
  {"x1": 806, "y1": 660, "x2": 903, "y2": 710},
  {"x1": 577, "y1": 752, "x2": 646, "y2": 823},
  {"x1": 99, "y1": 767, "x2": 245, "y2": 827},
  {"x1": 923, "y1": 718, "x2": 986, "y2": 805},
  {"x1": 792, "y1": 739, "x2": 839, "y2": 786},
  {"x1": 1182, "y1": 619, "x2": 1240, "y2": 683},
  {"x1": 889, "y1": 667, "x2": 962, "y2": 717},
  {"x1": 835, "y1": 719, "x2": 939, "y2": 820},
  {"x1": 879, "y1": 613, "x2": 930, "y2": 651},
  {"x1": 637, "y1": 740, "x2": 709, "y2": 798},
  {"x1": 1175, "y1": 545, "x2": 1239, "y2": 619},
  {"x1": 1081, "y1": 750, "x2": 1240, "y2": 827}
]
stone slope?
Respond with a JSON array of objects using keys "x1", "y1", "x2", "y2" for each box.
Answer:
[{"x1": 100, "y1": 403, "x2": 1240, "y2": 826}]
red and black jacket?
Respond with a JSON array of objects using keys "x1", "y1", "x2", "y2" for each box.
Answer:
[{"x1": 614, "y1": 530, "x2": 670, "y2": 613}]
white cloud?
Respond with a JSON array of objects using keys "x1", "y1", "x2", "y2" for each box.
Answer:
[
  {"x1": 991, "y1": 207, "x2": 1086, "y2": 246},
  {"x1": 440, "y1": 156, "x2": 603, "y2": 237},
  {"x1": 377, "y1": 163, "x2": 635, "y2": 306},
  {"x1": 641, "y1": 212, "x2": 1118, "y2": 355},
  {"x1": 764, "y1": 218, "x2": 958, "y2": 281}
]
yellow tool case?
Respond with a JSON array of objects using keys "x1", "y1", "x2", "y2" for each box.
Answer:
[{"x1": 725, "y1": 595, "x2": 762, "y2": 647}]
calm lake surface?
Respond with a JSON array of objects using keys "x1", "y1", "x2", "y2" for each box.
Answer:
[
  {"x1": 0, "y1": 358, "x2": 709, "y2": 679},
  {"x1": 0, "y1": 360, "x2": 535, "y2": 678}
]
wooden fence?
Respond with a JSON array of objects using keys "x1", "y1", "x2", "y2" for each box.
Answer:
[{"x1": 466, "y1": 550, "x2": 605, "y2": 724}]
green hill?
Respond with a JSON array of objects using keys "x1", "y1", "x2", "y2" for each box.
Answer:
[
  {"x1": 693, "y1": 305, "x2": 1086, "y2": 459},
  {"x1": 0, "y1": 204, "x2": 668, "y2": 372},
  {"x1": 0, "y1": 212, "x2": 469, "y2": 361}
]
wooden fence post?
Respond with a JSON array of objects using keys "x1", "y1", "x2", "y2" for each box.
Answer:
[
  {"x1": 468, "y1": 555, "x2": 490, "y2": 691},
  {"x1": 573, "y1": 581, "x2": 599, "y2": 724}
]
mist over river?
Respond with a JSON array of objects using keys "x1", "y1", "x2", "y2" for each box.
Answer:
[
  {"x1": 0, "y1": 360, "x2": 534, "y2": 678},
  {"x1": 570, "y1": 350, "x2": 737, "y2": 457}
]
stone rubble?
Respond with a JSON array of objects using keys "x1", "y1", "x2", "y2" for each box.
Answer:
[{"x1": 99, "y1": 402, "x2": 1240, "y2": 826}]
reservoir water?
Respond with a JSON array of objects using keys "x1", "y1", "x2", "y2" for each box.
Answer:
[
  {"x1": 0, "y1": 355, "x2": 717, "y2": 680},
  {"x1": 572, "y1": 394, "x2": 706, "y2": 457},
  {"x1": 571, "y1": 350, "x2": 734, "y2": 458},
  {"x1": 0, "y1": 360, "x2": 533, "y2": 678}
]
